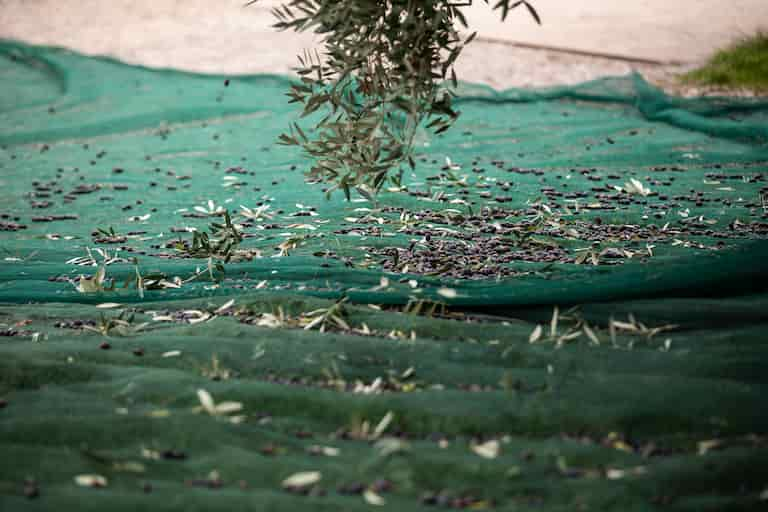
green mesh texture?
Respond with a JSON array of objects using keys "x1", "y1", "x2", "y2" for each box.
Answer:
[{"x1": 1, "y1": 41, "x2": 768, "y2": 511}]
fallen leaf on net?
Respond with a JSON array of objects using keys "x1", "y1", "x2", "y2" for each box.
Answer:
[
  {"x1": 281, "y1": 471, "x2": 321, "y2": 489},
  {"x1": 363, "y1": 488, "x2": 386, "y2": 506},
  {"x1": 471, "y1": 439, "x2": 500, "y2": 459},
  {"x1": 74, "y1": 474, "x2": 108, "y2": 488}
]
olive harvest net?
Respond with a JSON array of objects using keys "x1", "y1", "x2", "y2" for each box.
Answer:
[{"x1": 1, "y1": 41, "x2": 768, "y2": 511}]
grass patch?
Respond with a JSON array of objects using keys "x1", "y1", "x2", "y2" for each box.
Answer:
[{"x1": 682, "y1": 31, "x2": 768, "y2": 91}]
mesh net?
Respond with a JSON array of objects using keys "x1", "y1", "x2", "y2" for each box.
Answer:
[{"x1": 1, "y1": 41, "x2": 767, "y2": 511}]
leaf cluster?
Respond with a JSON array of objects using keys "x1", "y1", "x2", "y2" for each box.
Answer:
[
  {"x1": 83, "y1": 310, "x2": 149, "y2": 337},
  {"x1": 250, "y1": 0, "x2": 540, "y2": 198},
  {"x1": 174, "y1": 210, "x2": 244, "y2": 281},
  {"x1": 177, "y1": 211, "x2": 243, "y2": 261}
]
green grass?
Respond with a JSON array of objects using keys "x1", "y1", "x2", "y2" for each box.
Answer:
[{"x1": 682, "y1": 31, "x2": 768, "y2": 91}]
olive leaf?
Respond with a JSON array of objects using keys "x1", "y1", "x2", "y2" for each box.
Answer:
[{"x1": 282, "y1": 471, "x2": 321, "y2": 489}]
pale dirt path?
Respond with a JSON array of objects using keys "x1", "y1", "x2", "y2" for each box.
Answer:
[
  {"x1": 0, "y1": 0, "x2": 765, "y2": 93},
  {"x1": 461, "y1": 0, "x2": 768, "y2": 64}
]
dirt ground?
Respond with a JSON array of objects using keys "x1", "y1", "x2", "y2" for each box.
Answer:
[{"x1": 0, "y1": 0, "x2": 766, "y2": 94}]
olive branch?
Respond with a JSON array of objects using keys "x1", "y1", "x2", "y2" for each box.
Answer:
[{"x1": 248, "y1": 0, "x2": 540, "y2": 199}]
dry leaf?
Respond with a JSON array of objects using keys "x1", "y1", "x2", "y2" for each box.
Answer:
[
  {"x1": 471, "y1": 439, "x2": 500, "y2": 459},
  {"x1": 550, "y1": 306, "x2": 559, "y2": 338},
  {"x1": 698, "y1": 439, "x2": 722, "y2": 455},
  {"x1": 281, "y1": 471, "x2": 321, "y2": 489},
  {"x1": 196, "y1": 389, "x2": 244, "y2": 418},
  {"x1": 529, "y1": 325, "x2": 543, "y2": 343},
  {"x1": 187, "y1": 313, "x2": 212, "y2": 325},
  {"x1": 215, "y1": 299, "x2": 235, "y2": 314},
  {"x1": 620, "y1": 178, "x2": 651, "y2": 197},
  {"x1": 74, "y1": 474, "x2": 108, "y2": 488},
  {"x1": 197, "y1": 389, "x2": 216, "y2": 415},
  {"x1": 363, "y1": 489, "x2": 386, "y2": 506},
  {"x1": 556, "y1": 331, "x2": 582, "y2": 346},
  {"x1": 372, "y1": 411, "x2": 394, "y2": 439},
  {"x1": 76, "y1": 265, "x2": 106, "y2": 293},
  {"x1": 612, "y1": 320, "x2": 638, "y2": 331},
  {"x1": 141, "y1": 447, "x2": 161, "y2": 460},
  {"x1": 214, "y1": 401, "x2": 243, "y2": 415},
  {"x1": 436, "y1": 287, "x2": 457, "y2": 299},
  {"x1": 374, "y1": 437, "x2": 410, "y2": 456},
  {"x1": 583, "y1": 324, "x2": 600, "y2": 345}
]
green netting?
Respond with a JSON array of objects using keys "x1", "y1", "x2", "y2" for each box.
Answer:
[{"x1": 1, "y1": 41, "x2": 767, "y2": 511}]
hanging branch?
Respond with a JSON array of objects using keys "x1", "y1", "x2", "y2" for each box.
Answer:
[{"x1": 248, "y1": 0, "x2": 540, "y2": 199}]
